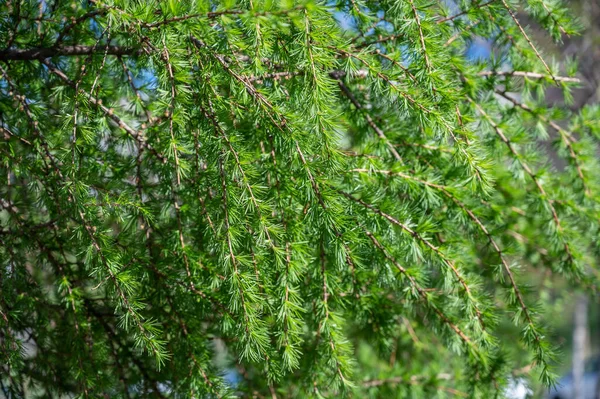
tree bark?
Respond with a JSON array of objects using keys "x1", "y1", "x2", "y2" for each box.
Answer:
[
  {"x1": 0, "y1": 45, "x2": 137, "y2": 61},
  {"x1": 574, "y1": 295, "x2": 589, "y2": 399}
]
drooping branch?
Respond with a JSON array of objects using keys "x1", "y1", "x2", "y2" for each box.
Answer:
[
  {"x1": 39, "y1": 58, "x2": 167, "y2": 164},
  {"x1": 499, "y1": 0, "x2": 559, "y2": 85},
  {"x1": 362, "y1": 228, "x2": 477, "y2": 350},
  {"x1": 495, "y1": 90, "x2": 590, "y2": 197},
  {"x1": 339, "y1": 190, "x2": 488, "y2": 332},
  {"x1": 333, "y1": 76, "x2": 403, "y2": 162},
  {"x1": 469, "y1": 98, "x2": 578, "y2": 270},
  {"x1": 350, "y1": 168, "x2": 545, "y2": 348}
]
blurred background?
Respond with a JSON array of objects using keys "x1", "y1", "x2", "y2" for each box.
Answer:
[{"x1": 504, "y1": 0, "x2": 600, "y2": 397}]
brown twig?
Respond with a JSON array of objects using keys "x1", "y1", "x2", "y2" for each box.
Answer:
[
  {"x1": 479, "y1": 70, "x2": 579, "y2": 83},
  {"x1": 0, "y1": 45, "x2": 137, "y2": 61},
  {"x1": 499, "y1": 0, "x2": 559, "y2": 86}
]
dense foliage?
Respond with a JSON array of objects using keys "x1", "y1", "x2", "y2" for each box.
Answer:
[{"x1": 1, "y1": 0, "x2": 599, "y2": 397}]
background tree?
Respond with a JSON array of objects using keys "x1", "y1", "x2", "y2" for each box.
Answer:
[{"x1": 0, "y1": 0, "x2": 599, "y2": 397}]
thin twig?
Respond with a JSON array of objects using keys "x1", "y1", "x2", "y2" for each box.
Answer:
[
  {"x1": 437, "y1": 0, "x2": 498, "y2": 24},
  {"x1": 499, "y1": 0, "x2": 558, "y2": 86},
  {"x1": 469, "y1": 98, "x2": 576, "y2": 267},
  {"x1": 479, "y1": 70, "x2": 579, "y2": 83},
  {"x1": 334, "y1": 77, "x2": 403, "y2": 162}
]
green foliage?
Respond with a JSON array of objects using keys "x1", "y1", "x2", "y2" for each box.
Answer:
[{"x1": 0, "y1": 0, "x2": 599, "y2": 397}]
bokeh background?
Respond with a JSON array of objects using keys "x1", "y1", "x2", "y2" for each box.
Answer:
[{"x1": 496, "y1": 0, "x2": 600, "y2": 397}]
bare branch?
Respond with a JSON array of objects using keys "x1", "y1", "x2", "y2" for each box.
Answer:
[
  {"x1": 0, "y1": 45, "x2": 138, "y2": 61},
  {"x1": 479, "y1": 70, "x2": 580, "y2": 83},
  {"x1": 499, "y1": 0, "x2": 559, "y2": 86}
]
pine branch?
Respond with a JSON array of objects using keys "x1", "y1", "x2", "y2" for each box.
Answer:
[
  {"x1": 437, "y1": 0, "x2": 499, "y2": 24},
  {"x1": 499, "y1": 0, "x2": 559, "y2": 86},
  {"x1": 0, "y1": 199, "x2": 96, "y2": 396},
  {"x1": 495, "y1": 91, "x2": 590, "y2": 197},
  {"x1": 191, "y1": 35, "x2": 328, "y2": 209},
  {"x1": 469, "y1": 98, "x2": 578, "y2": 272},
  {"x1": 538, "y1": 0, "x2": 568, "y2": 36},
  {"x1": 408, "y1": 0, "x2": 431, "y2": 69},
  {"x1": 334, "y1": 78, "x2": 403, "y2": 162},
  {"x1": 333, "y1": 47, "x2": 431, "y2": 113},
  {"x1": 39, "y1": 59, "x2": 167, "y2": 164},
  {"x1": 350, "y1": 168, "x2": 548, "y2": 359},
  {"x1": 339, "y1": 190, "x2": 488, "y2": 332},
  {"x1": 362, "y1": 228, "x2": 478, "y2": 350}
]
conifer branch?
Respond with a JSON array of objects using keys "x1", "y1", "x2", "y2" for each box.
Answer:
[
  {"x1": 1, "y1": 64, "x2": 168, "y2": 366},
  {"x1": 437, "y1": 0, "x2": 499, "y2": 24},
  {"x1": 538, "y1": 0, "x2": 568, "y2": 36},
  {"x1": 408, "y1": 0, "x2": 431, "y2": 69},
  {"x1": 339, "y1": 191, "x2": 488, "y2": 331},
  {"x1": 39, "y1": 59, "x2": 167, "y2": 164},
  {"x1": 0, "y1": 199, "x2": 97, "y2": 395},
  {"x1": 161, "y1": 43, "x2": 180, "y2": 185},
  {"x1": 217, "y1": 156, "x2": 251, "y2": 330},
  {"x1": 334, "y1": 47, "x2": 431, "y2": 114},
  {"x1": 199, "y1": 103, "x2": 274, "y2": 244},
  {"x1": 334, "y1": 78, "x2": 403, "y2": 162},
  {"x1": 192, "y1": 35, "x2": 328, "y2": 210},
  {"x1": 363, "y1": 229, "x2": 477, "y2": 349},
  {"x1": 317, "y1": 240, "x2": 348, "y2": 384},
  {"x1": 369, "y1": 49, "x2": 419, "y2": 84},
  {"x1": 469, "y1": 98, "x2": 577, "y2": 272},
  {"x1": 334, "y1": 47, "x2": 485, "y2": 185},
  {"x1": 495, "y1": 91, "x2": 590, "y2": 197},
  {"x1": 159, "y1": 41, "x2": 202, "y2": 296},
  {"x1": 265, "y1": 135, "x2": 303, "y2": 368},
  {"x1": 350, "y1": 168, "x2": 547, "y2": 352},
  {"x1": 499, "y1": 0, "x2": 559, "y2": 85}
]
